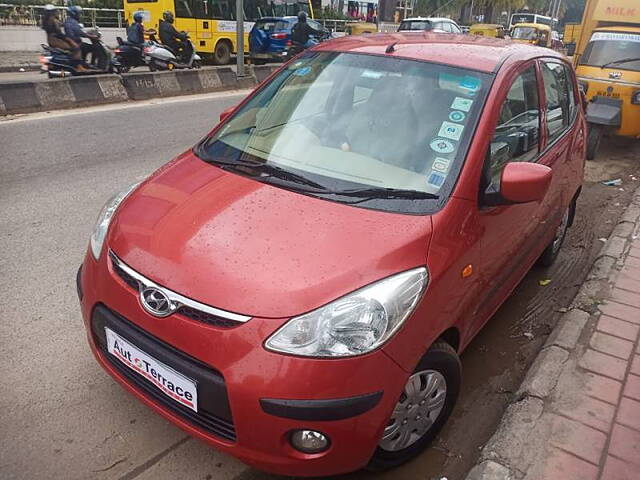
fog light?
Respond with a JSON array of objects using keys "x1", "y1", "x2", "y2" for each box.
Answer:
[{"x1": 290, "y1": 430, "x2": 330, "y2": 454}]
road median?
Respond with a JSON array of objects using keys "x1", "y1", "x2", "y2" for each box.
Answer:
[{"x1": 0, "y1": 64, "x2": 279, "y2": 115}]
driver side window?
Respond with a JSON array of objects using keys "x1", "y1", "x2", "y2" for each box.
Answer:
[{"x1": 486, "y1": 66, "x2": 540, "y2": 186}]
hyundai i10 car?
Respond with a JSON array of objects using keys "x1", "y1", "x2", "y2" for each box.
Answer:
[{"x1": 78, "y1": 33, "x2": 586, "y2": 476}]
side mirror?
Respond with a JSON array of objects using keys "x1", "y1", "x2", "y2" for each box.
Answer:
[
  {"x1": 219, "y1": 105, "x2": 235, "y2": 123},
  {"x1": 500, "y1": 162, "x2": 552, "y2": 204}
]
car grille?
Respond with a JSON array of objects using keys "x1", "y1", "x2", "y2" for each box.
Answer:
[
  {"x1": 109, "y1": 251, "x2": 245, "y2": 328},
  {"x1": 92, "y1": 305, "x2": 237, "y2": 442}
]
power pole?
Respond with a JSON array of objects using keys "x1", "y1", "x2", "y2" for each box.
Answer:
[{"x1": 236, "y1": 0, "x2": 245, "y2": 77}]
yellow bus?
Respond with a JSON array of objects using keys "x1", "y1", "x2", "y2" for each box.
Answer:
[{"x1": 124, "y1": 0, "x2": 313, "y2": 64}]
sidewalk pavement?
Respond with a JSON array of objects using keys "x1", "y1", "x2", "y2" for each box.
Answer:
[
  {"x1": 0, "y1": 51, "x2": 40, "y2": 71},
  {"x1": 467, "y1": 186, "x2": 640, "y2": 480}
]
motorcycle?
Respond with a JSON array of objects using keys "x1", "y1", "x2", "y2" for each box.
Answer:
[
  {"x1": 113, "y1": 36, "x2": 148, "y2": 73},
  {"x1": 144, "y1": 33, "x2": 201, "y2": 71},
  {"x1": 40, "y1": 27, "x2": 117, "y2": 78}
]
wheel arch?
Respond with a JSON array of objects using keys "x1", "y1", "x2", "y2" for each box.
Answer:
[{"x1": 436, "y1": 327, "x2": 461, "y2": 353}]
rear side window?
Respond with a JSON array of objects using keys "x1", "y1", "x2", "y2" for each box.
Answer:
[
  {"x1": 564, "y1": 64, "x2": 577, "y2": 122},
  {"x1": 541, "y1": 61, "x2": 571, "y2": 144},
  {"x1": 255, "y1": 20, "x2": 278, "y2": 32}
]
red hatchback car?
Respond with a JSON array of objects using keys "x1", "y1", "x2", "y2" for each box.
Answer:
[{"x1": 78, "y1": 34, "x2": 585, "y2": 476}]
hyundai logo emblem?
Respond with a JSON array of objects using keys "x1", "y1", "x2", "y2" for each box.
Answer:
[{"x1": 140, "y1": 287, "x2": 173, "y2": 317}]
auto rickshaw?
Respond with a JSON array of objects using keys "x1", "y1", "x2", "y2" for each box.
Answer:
[
  {"x1": 469, "y1": 24, "x2": 505, "y2": 38},
  {"x1": 345, "y1": 22, "x2": 377, "y2": 35},
  {"x1": 511, "y1": 23, "x2": 552, "y2": 48}
]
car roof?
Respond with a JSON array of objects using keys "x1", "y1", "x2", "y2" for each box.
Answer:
[
  {"x1": 313, "y1": 32, "x2": 564, "y2": 73},
  {"x1": 402, "y1": 17, "x2": 455, "y2": 23}
]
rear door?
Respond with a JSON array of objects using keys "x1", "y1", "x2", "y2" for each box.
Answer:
[{"x1": 538, "y1": 59, "x2": 578, "y2": 227}]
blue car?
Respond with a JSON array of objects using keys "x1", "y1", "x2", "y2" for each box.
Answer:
[{"x1": 249, "y1": 16, "x2": 331, "y2": 64}]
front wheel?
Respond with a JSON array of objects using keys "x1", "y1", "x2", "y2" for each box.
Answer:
[
  {"x1": 213, "y1": 41, "x2": 231, "y2": 65},
  {"x1": 586, "y1": 124, "x2": 603, "y2": 160},
  {"x1": 367, "y1": 341, "x2": 461, "y2": 471}
]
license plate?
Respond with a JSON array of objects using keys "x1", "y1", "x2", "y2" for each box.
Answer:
[{"x1": 105, "y1": 328, "x2": 198, "y2": 412}]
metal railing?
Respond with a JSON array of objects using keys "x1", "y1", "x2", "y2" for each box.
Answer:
[{"x1": 0, "y1": 4, "x2": 125, "y2": 28}]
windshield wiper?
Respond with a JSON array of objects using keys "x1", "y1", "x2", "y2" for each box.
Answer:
[
  {"x1": 334, "y1": 187, "x2": 439, "y2": 200},
  {"x1": 206, "y1": 157, "x2": 330, "y2": 190},
  {"x1": 601, "y1": 57, "x2": 640, "y2": 69}
]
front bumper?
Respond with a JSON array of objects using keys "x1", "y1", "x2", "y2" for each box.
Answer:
[{"x1": 78, "y1": 249, "x2": 409, "y2": 476}]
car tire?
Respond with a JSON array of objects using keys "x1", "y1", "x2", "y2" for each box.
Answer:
[
  {"x1": 367, "y1": 341, "x2": 461, "y2": 471},
  {"x1": 213, "y1": 40, "x2": 231, "y2": 65},
  {"x1": 538, "y1": 201, "x2": 574, "y2": 267},
  {"x1": 586, "y1": 124, "x2": 602, "y2": 160}
]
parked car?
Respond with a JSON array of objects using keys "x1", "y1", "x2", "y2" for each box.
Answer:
[
  {"x1": 397, "y1": 17, "x2": 463, "y2": 33},
  {"x1": 249, "y1": 15, "x2": 331, "y2": 64},
  {"x1": 78, "y1": 33, "x2": 586, "y2": 477}
]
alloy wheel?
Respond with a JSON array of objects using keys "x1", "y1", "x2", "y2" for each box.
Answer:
[{"x1": 379, "y1": 370, "x2": 447, "y2": 452}]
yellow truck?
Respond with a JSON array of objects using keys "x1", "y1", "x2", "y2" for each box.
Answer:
[{"x1": 574, "y1": 0, "x2": 640, "y2": 159}]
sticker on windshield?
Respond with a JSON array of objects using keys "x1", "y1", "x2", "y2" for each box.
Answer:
[
  {"x1": 591, "y1": 32, "x2": 640, "y2": 43},
  {"x1": 449, "y1": 110, "x2": 466, "y2": 123},
  {"x1": 293, "y1": 66, "x2": 312, "y2": 77},
  {"x1": 430, "y1": 138, "x2": 455, "y2": 154},
  {"x1": 432, "y1": 157, "x2": 451, "y2": 174},
  {"x1": 438, "y1": 122, "x2": 464, "y2": 141},
  {"x1": 451, "y1": 97, "x2": 473, "y2": 112},
  {"x1": 459, "y1": 76, "x2": 481, "y2": 93},
  {"x1": 427, "y1": 172, "x2": 446, "y2": 188}
]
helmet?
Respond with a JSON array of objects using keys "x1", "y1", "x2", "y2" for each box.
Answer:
[
  {"x1": 67, "y1": 5, "x2": 82, "y2": 19},
  {"x1": 133, "y1": 12, "x2": 144, "y2": 23},
  {"x1": 297, "y1": 11, "x2": 307, "y2": 22},
  {"x1": 163, "y1": 10, "x2": 174, "y2": 23}
]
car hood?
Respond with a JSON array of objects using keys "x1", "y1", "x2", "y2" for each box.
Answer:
[{"x1": 109, "y1": 152, "x2": 432, "y2": 318}]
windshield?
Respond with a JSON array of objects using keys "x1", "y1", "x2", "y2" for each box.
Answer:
[
  {"x1": 579, "y1": 31, "x2": 640, "y2": 72},
  {"x1": 512, "y1": 27, "x2": 536, "y2": 40},
  {"x1": 196, "y1": 52, "x2": 490, "y2": 214},
  {"x1": 511, "y1": 14, "x2": 534, "y2": 25},
  {"x1": 399, "y1": 20, "x2": 432, "y2": 31}
]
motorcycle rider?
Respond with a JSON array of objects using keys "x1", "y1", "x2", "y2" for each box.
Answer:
[
  {"x1": 64, "y1": 5, "x2": 95, "y2": 64},
  {"x1": 41, "y1": 4, "x2": 89, "y2": 71},
  {"x1": 291, "y1": 11, "x2": 320, "y2": 49},
  {"x1": 126, "y1": 11, "x2": 146, "y2": 45},
  {"x1": 159, "y1": 10, "x2": 192, "y2": 63}
]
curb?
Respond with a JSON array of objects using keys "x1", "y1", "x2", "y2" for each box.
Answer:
[
  {"x1": 0, "y1": 63, "x2": 40, "y2": 73},
  {"x1": 0, "y1": 64, "x2": 280, "y2": 115},
  {"x1": 465, "y1": 185, "x2": 640, "y2": 480}
]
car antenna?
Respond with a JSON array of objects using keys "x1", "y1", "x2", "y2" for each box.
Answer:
[{"x1": 385, "y1": 42, "x2": 397, "y2": 54}]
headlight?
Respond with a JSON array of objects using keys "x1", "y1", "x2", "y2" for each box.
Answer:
[
  {"x1": 265, "y1": 267, "x2": 428, "y2": 357},
  {"x1": 90, "y1": 183, "x2": 139, "y2": 260}
]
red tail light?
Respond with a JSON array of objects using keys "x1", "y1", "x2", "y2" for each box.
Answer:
[
  {"x1": 114, "y1": 48, "x2": 122, "y2": 54},
  {"x1": 271, "y1": 33, "x2": 287, "y2": 40},
  {"x1": 286, "y1": 40, "x2": 292, "y2": 46}
]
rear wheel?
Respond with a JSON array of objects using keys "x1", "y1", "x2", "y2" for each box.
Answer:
[
  {"x1": 586, "y1": 124, "x2": 603, "y2": 160},
  {"x1": 213, "y1": 40, "x2": 231, "y2": 65},
  {"x1": 367, "y1": 341, "x2": 461, "y2": 471},
  {"x1": 538, "y1": 201, "x2": 573, "y2": 267}
]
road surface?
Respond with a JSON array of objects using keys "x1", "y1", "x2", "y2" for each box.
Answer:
[{"x1": 1, "y1": 92, "x2": 639, "y2": 480}]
